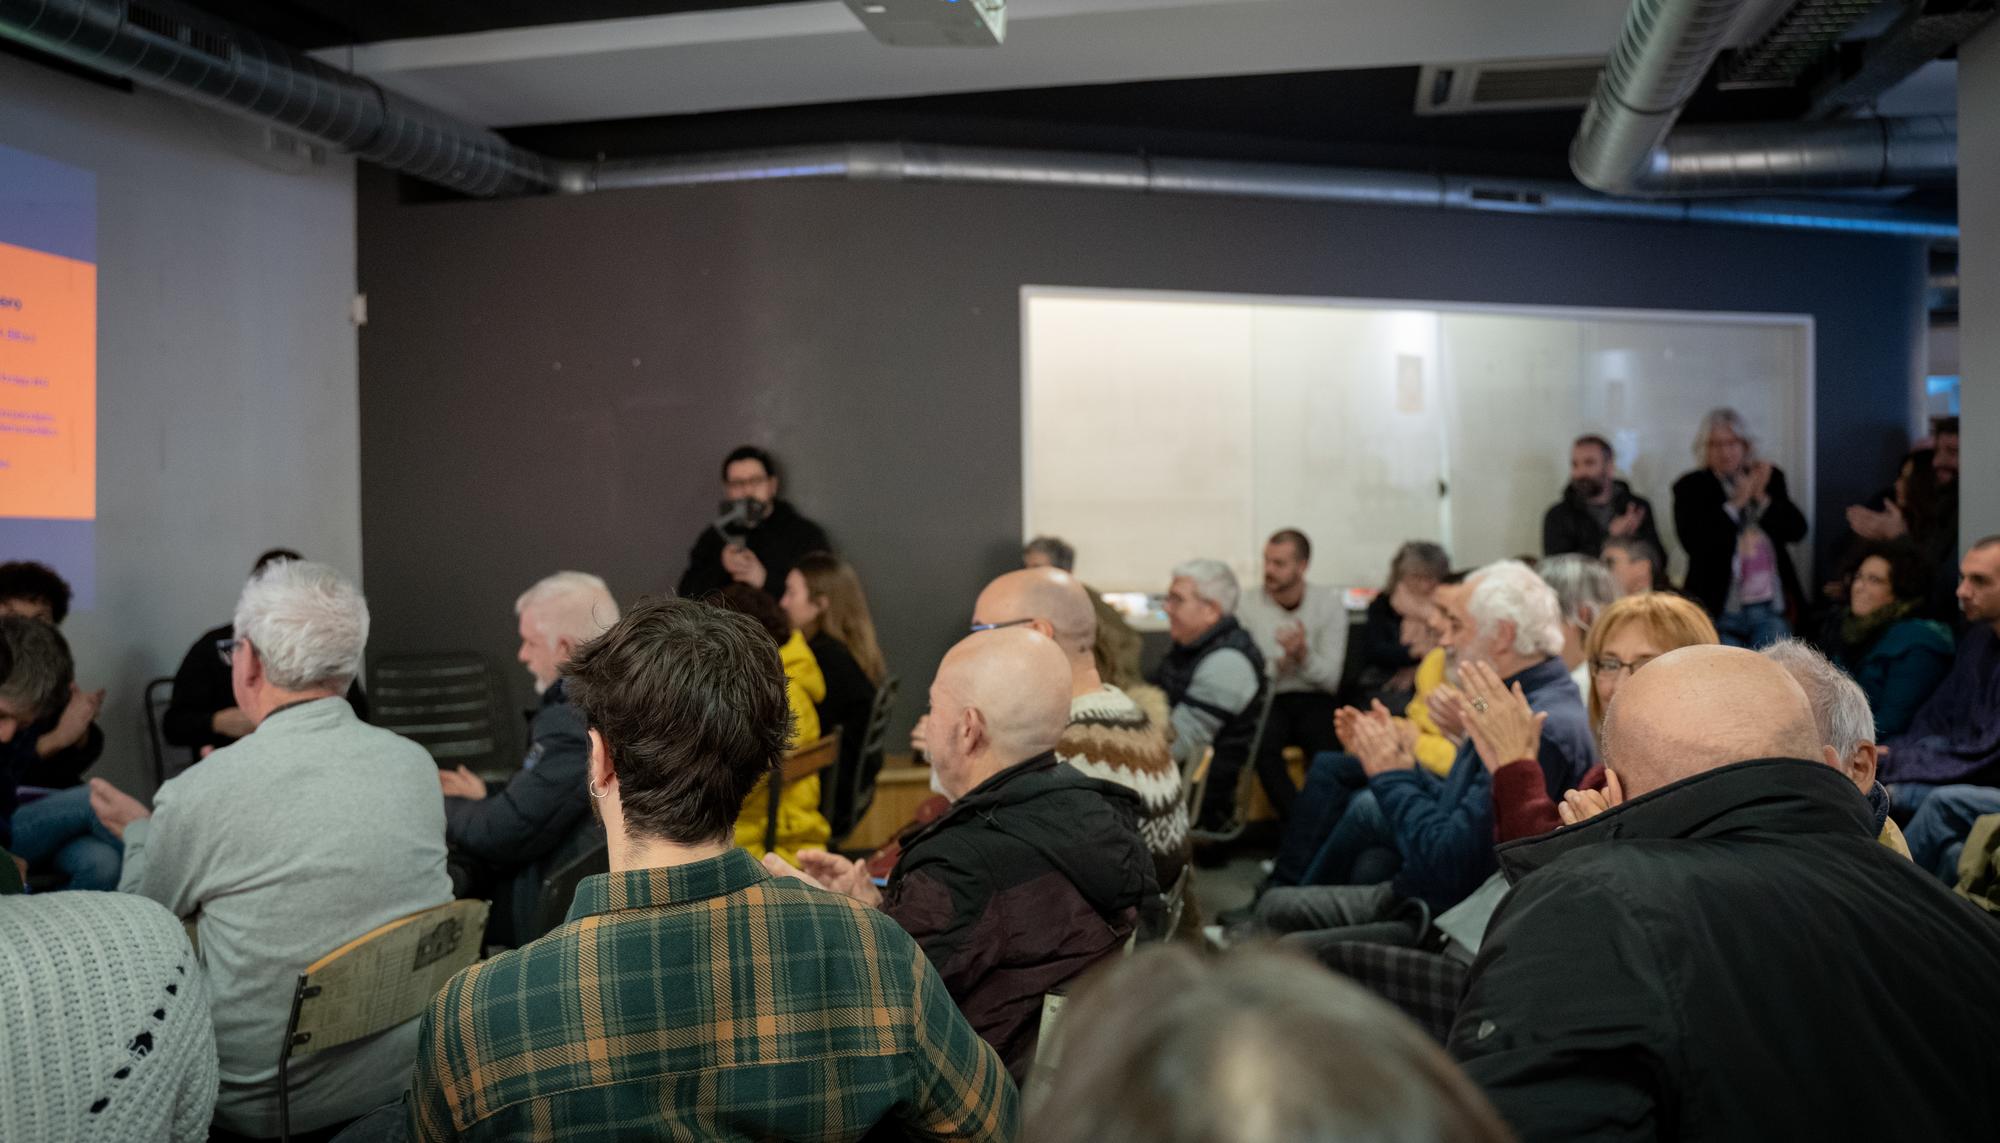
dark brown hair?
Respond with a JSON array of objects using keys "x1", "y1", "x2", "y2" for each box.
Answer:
[
  {"x1": 709, "y1": 583, "x2": 791, "y2": 646},
  {"x1": 0, "y1": 561, "x2": 72, "y2": 625},
  {"x1": 1026, "y1": 945, "x2": 1515, "y2": 1143},
  {"x1": 562, "y1": 596, "x2": 793, "y2": 846}
]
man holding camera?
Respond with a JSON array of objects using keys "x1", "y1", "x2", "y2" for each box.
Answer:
[{"x1": 678, "y1": 446, "x2": 832, "y2": 600}]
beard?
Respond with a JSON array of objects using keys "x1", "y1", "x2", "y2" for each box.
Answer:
[{"x1": 1571, "y1": 476, "x2": 1608, "y2": 500}]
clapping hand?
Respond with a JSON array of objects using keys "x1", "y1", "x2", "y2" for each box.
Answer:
[
  {"x1": 1846, "y1": 500, "x2": 1908, "y2": 541},
  {"x1": 1608, "y1": 500, "x2": 1647, "y2": 538},
  {"x1": 1558, "y1": 770, "x2": 1627, "y2": 827},
  {"x1": 1428, "y1": 683, "x2": 1471, "y2": 744},
  {"x1": 1456, "y1": 661, "x2": 1547, "y2": 775},
  {"x1": 1350, "y1": 700, "x2": 1416, "y2": 777},
  {"x1": 40, "y1": 684, "x2": 105, "y2": 755},
  {"x1": 767, "y1": 849, "x2": 885, "y2": 907}
]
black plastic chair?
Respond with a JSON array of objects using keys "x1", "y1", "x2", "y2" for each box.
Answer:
[
  {"x1": 827, "y1": 675, "x2": 898, "y2": 842},
  {"x1": 367, "y1": 653, "x2": 510, "y2": 780},
  {"x1": 1187, "y1": 685, "x2": 1277, "y2": 844},
  {"x1": 531, "y1": 842, "x2": 610, "y2": 941},
  {"x1": 141, "y1": 676, "x2": 176, "y2": 791}
]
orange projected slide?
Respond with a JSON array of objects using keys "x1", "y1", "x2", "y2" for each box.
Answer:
[{"x1": 0, "y1": 240, "x2": 97, "y2": 519}]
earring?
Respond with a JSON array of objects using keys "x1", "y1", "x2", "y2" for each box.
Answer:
[{"x1": 587, "y1": 779, "x2": 608, "y2": 800}]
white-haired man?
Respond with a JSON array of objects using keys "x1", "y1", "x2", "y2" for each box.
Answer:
[
  {"x1": 1154, "y1": 559, "x2": 1267, "y2": 830},
  {"x1": 1266, "y1": 561, "x2": 1595, "y2": 912},
  {"x1": 88, "y1": 561, "x2": 452, "y2": 1138},
  {"x1": 438, "y1": 572, "x2": 619, "y2": 946}
]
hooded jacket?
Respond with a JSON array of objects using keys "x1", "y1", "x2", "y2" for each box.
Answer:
[
  {"x1": 1451, "y1": 758, "x2": 2000, "y2": 1142},
  {"x1": 734, "y1": 630, "x2": 831, "y2": 863},
  {"x1": 1542, "y1": 478, "x2": 1663, "y2": 564},
  {"x1": 883, "y1": 752, "x2": 1157, "y2": 1080}
]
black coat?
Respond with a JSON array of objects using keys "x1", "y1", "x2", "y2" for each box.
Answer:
[
  {"x1": 808, "y1": 632, "x2": 877, "y2": 837},
  {"x1": 1541, "y1": 479, "x2": 1663, "y2": 563},
  {"x1": 676, "y1": 499, "x2": 831, "y2": 601},
  {"x1": 1450, "y1": 759, "x2": 2000, "y2": 1142},
  {"x1": 1670, "y1": 466, "x2": 1808, "y2": 618}
]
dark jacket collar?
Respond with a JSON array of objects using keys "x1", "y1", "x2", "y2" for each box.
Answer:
[
  {"x1": 1173, "y1": 614, "x2": 1246, "y2": 658},
  {"x1": 939, "y1": 751, "x2": 1063, "y2": 814},
  {"x1": 1496, "y1": 758, "x2": 1875, "y2": 883},
  {"x1": 539, "y1": 677, "x2": 569, "y2": 709},
  {"x1": 1505, "y1": 655, "x2": 1574, "y2": 699}
]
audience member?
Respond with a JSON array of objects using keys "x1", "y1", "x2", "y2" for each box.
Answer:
[
  {"x1": 1450, "y1": 645, "x2": 2000, "y2": 1140},
  {"x1": 1269, "y1": 561, "x2": 1595, "y2": 912},
  {"x1": 0, "y1": 616, "x2": 121, "y2": 889},
  {"x1": 1846, "y1": 429, "x2": 1962, "y2": 624},
  {"x1": 1600, "y1": 533, "x2": 1669, "y2": 594},
  {"x1": 710, "y1": 583, "x2": 831, "y2": 863},
  {"x1": 1390, "y1": 571, "x2": 1460, "y2": 778},
  {"x1": 1812, "y1": 541, "x2": 1954, "y2": 737},
  {"x1": 409, "y1": 597, "x2": 1017, "y2": 1141},
  {"x1": 88, "y1": 560, "x2": 452, "y2": 1139},
  {"x1": 1535, "y1": 554, "x2": 1617, "y2": 697},
  {"x1": 1024, "y1": 946, "x2": 1514, "y2": 1143},
  {"x1": 973, "y1": 567, "x2": 1187, "y2": 889},
  {"x1": 0, "y1": 560, "x2": 105, "y2": 789},
  {"x1": 1155, "y1": 559, "x2": 1267, "y2": 829},
  {"x1": 1357, "y1": 542, "x2": 1450, "y2": 708},
  {"x1": 1672, "y1": 408, "x2": 1808, "y2": 646},
  {"x1": 678, "y1": 445, "x2": 831, "y2": 600},
  {"x1": 781, "y1": 551, "x2": 885, "y2": 834},
  {"x1": 163, "y1": 548, "x2": 368, "y2": 763},
  {"x1": 1880, "y1": 536, "x2": 2000, "y2": 803},
  {"x1": 1022, "y1": 535, "x2": 1075, "y2": 570},
  {"x1": 1235, "y1": 529, "x2": 1347, "y2": 820},
  {"x1": 1762, "y1": 638, "x2": 1909, "y2": 855},
  {"x1": 768, "y1": 627, "x2": 1155, "y2": 1079},
  {"x1": 0, "y1": 890, "x2": 218, "y2": 1142},
  {"x1": 1905, "y1": 783, "x2": 2000, "y2": 886},
  {"x1": 438, "y1": 572, "x2": 616, "y2": 947},
  {"x1": 1540, "y1": 433, "x2": 1662, "y2": 561}
]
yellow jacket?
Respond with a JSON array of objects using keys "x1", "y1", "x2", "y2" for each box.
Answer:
[
  {"x1": 735, "y1": 630, "x2": 833, "y2": 863},
  {"x1": 1401, "y1": 648, "x2": 1459, "y2": 777}
]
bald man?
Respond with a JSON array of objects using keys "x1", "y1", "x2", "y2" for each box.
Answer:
[
  {"x1": 1450, "y1": 646, "x2": 2000, "y2": 1141},
  {"x1": 767, "y1": 628, "x2": 1156, "y2": 1080},
  {"x1": 973, "y1": 568, "x2": 1187, "y2": 888}
]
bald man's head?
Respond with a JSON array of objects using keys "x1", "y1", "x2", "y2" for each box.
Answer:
[
  {"x1": 927, "y1": 626, "x2": 1074, "y2": 799},
  {"x1": 974, "y1": 568, "x2": 1099, "y2": 659},
  {"x1": 1602, "y1": 645, "x2": 1828, "y2": 799}
]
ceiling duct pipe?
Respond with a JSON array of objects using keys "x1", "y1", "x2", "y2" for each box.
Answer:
[
  {"x1": 0, "y1": 0, "x2": 559, "y2": 196},
  {"x1": 1570, "y1": 0, "x2": 1958, "y2": 195}
]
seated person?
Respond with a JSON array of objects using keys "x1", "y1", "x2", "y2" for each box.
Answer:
[
  {"x1": 88, "y1": 560, "x2": 452, "y2": 1139},
  {"x1": 768, "y1": 627, "x2": 1157, "y2": 1080},
  {"x1": 1537, "y1": 554, "x2": 1617, "y2": 696},
  {"x1": 781, "y1": 551, "x2": 886, "y2": 835},
  {"x1": 710, "y1": 584, "x2": 832, "y2": 863},
  {"x1": 1600, "y1": 534, "x2": 1671, "y2": 596},
  {"x1": 1905, "y1": 783, "x2": 2000, "y2": 885},
  {"x1": 1236, "y1": 530, "x2": 1348, "y2": 821},
  {"x1": 1449, "y1": 646, "x2": 2000, "y2": 1141},
  {"x1": 0, "y1": 560, "x2": 104, "y2": 788},
  {"x1": 1355, "y1": 543, "x2": 1451, "y2": 710},
  {"x1": 1153, "y1": 560, "x2": 1266, "y2": 829},
  {"x1": 1024, "y1": 946, "x2": 1512, "y2": 1143},
  {"x1": 437, "y1": 572, "x2": 616, "y2": 947},
  {"x1": 408, "y1": 597, "x2": 1016, "y2": 1142},
  {"x1": 1762, "y1": 639, "x2": 1909, "y2": 854},
  {"x1": 1267, "y1": 562, "x2": 1595, "y2": 913},
  {"x1": 1881, "y1": 536, "x2": 2000, "y2": 807},
  {"x1": 0, "y1": 890, "x2": 218, "y2": 1142},
  {"x1": 1813, "y1": 541, "x2": 1954, "y2": 738},
  {"x1": 0, "y1": 617, "x2": 121, "y2": 890},
  {"x1": 1542, "y1": 434, "x2": 1663, "y2": 560},
  {"x1": 163, "y1": 548, "x2": 368, "y2": 765},
  {"x1": 677, "y1": 445, "x2": 831, "y2": 601}
]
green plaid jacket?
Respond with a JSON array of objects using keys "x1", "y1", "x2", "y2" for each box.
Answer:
[{"x1": 408, "y1": 848, "x2": 1018, "y2": 1141}]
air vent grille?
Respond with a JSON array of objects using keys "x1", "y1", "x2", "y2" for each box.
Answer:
[
  {"x1": 1417, "y1": 59, "x2": 1603, "y2": 115},
  {"x1": 127, "y1": 2, "x2": 235, "y2": 63}
]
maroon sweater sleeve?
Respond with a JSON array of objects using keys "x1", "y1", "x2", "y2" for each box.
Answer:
[{"x1": 1491, "y1": 760, "x2": 1609, "y2": 842}]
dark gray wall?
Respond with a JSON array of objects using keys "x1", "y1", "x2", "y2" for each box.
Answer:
[{"x1": 356, "y1": 165, "x2": 1927, "y2": 731}]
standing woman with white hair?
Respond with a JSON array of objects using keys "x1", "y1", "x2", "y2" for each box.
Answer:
[{"x1": 1672, "y1": 408, "x2": 1808, "y2": 648}]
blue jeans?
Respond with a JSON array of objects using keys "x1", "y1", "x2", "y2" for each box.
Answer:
[
  {"x1": 1274, "y1": 752, "x2": 1366, "y2": 886},
  {"x1": 1716, "y1": 601, "x2": 1789, "y2": 649},
  {"x1": 11, "y1": 785, "x2": 124, "y2": 890},
  {"x1": 1903, "y1": 786, "x2": 2000, "y2": 885}
]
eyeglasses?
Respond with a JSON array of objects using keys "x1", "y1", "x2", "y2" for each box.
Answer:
[
  {"x1": 216, "y1": 637, "x2": 244, "y2": 666},
  {"x1": 1592, "y1": 654, "x2": 1658, "y2": 679},
  {"x1": 968, "y1": 617, "x2": 1036, "y2": 635}
]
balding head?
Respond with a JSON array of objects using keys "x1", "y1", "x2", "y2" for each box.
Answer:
[
  {"x1": 1602, "y1": 645, "x2": 1831, "y2": 798},
  {"x1": 926, "y1": 626, "x2": 1074, "y2": 799},
  {"x1": 974, "y1": 568, "x2": 1099, "y2": 663}
]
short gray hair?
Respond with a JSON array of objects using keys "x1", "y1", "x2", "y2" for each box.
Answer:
[
  {"x1": 1172, "y1": 559, "x2": 1240, "y2": 615},
  {"x1": 1467, "y1": 560, "x2": 1566, "y2": 659},
  {"x1": 1762, "y1": 639, "x2": 1874, "y2": 764},
  {"x1": 233, "y1": 560, "x2": 369, "y2": 692},
  {"x1": 1538, "y1": 554, "x2": 1618, "y2": 633},
  {"x1": 0, "y1": 616, "x2": 73, "y2": 722},
  {"x1": 1692, "y1": 407, "x2": 1756, "y2": 464},
  {"x1": 517, "y1": 571, "x2": 619, "y2": 649}
]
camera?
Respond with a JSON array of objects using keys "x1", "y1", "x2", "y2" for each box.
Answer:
[{"x1": 711, "y1": 497, "x2": 770, "y2": 547}]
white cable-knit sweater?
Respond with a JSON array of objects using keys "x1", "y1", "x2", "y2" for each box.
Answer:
[{"x1": 0, "y1": 890, "x2": 218, "y2": 1142}]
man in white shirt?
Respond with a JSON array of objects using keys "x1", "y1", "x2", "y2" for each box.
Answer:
[{"x1": 1234, "y1": 530, "x2": 1349, "y2": 820}]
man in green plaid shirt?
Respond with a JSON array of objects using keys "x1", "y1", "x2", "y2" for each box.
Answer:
[{"x1": 408, "y1": 597, "x2": 1017, "y2": 1141}]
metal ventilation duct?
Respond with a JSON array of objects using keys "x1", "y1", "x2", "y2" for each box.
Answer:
[{"x1": 0, "y1": 0, "x2": 556, "y2": 196}]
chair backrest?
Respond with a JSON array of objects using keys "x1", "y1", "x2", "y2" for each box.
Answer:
[
  {"x1": 142, "y1": 676, "x2": 176, "y2": 791},
  {"x1": 282, "y1": 898, "x2": 489, "y2": 1062},
  {"x1": 1188, "y1": 685, "x2": 1275, "y2": 844},
  {"x1": 828, "y1": 674, "x2": 900, "y2": 840},
  {"x1": 532, "y1": 841, "x2": 611, "y2": 941},
  {"x1": 768, "y1": 730, "x2": 841, "y2": 854},
  {"x1": 1024, "y1": 990, "x2": 1071, "y2": 1111},
  {"x1": 368, "y1": 653, "x2": 510, "y2": 779}
]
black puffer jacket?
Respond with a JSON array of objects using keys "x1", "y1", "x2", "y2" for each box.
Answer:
[
  {"x1": 1541, "y1": 479, "x2": 1663, "y2": 564},
  {"x1": 884, "y1": 752, "x2": 1157, "y2": 1080},
  {"x1": 1450, "y1": 758, "x2": 2000, "y2": 1142}
]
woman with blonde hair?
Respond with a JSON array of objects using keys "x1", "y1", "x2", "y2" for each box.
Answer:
[
  {"x1": 781, "y1": 551, "x2": 887, "y2": 834},
  {"x1": 1458, "y1": 591, "x2": 1718, "y2": 842}
]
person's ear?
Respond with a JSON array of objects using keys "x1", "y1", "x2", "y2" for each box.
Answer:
[
  {"x1": 588, "y1": 729, "x2": 616, "y2": 791},
  {"x1": 962, "y1": 707, "x2": 988, "y2": 755},
  {"x1": 1842, "y1": 743, "x2": 1876, "y2": 791},
  {"x1": 1494, "y1": 619, "x2": 1518, "y2": 653},
  {"x1": 554, "y1": 635, "x2": 576, "y2": 664}
]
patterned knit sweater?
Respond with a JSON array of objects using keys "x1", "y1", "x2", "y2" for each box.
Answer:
[
  {"x1": 1058, "y1": 684, "x2": 1189, "y2": 889},
  {"x1": 0, "y1": 891, "x2": 218, "y2": 1142}
]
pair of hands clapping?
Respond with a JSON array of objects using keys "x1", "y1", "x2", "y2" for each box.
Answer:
[{"x1": 1431, "y1": 660, "x2": 1623, "y2": 824}]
